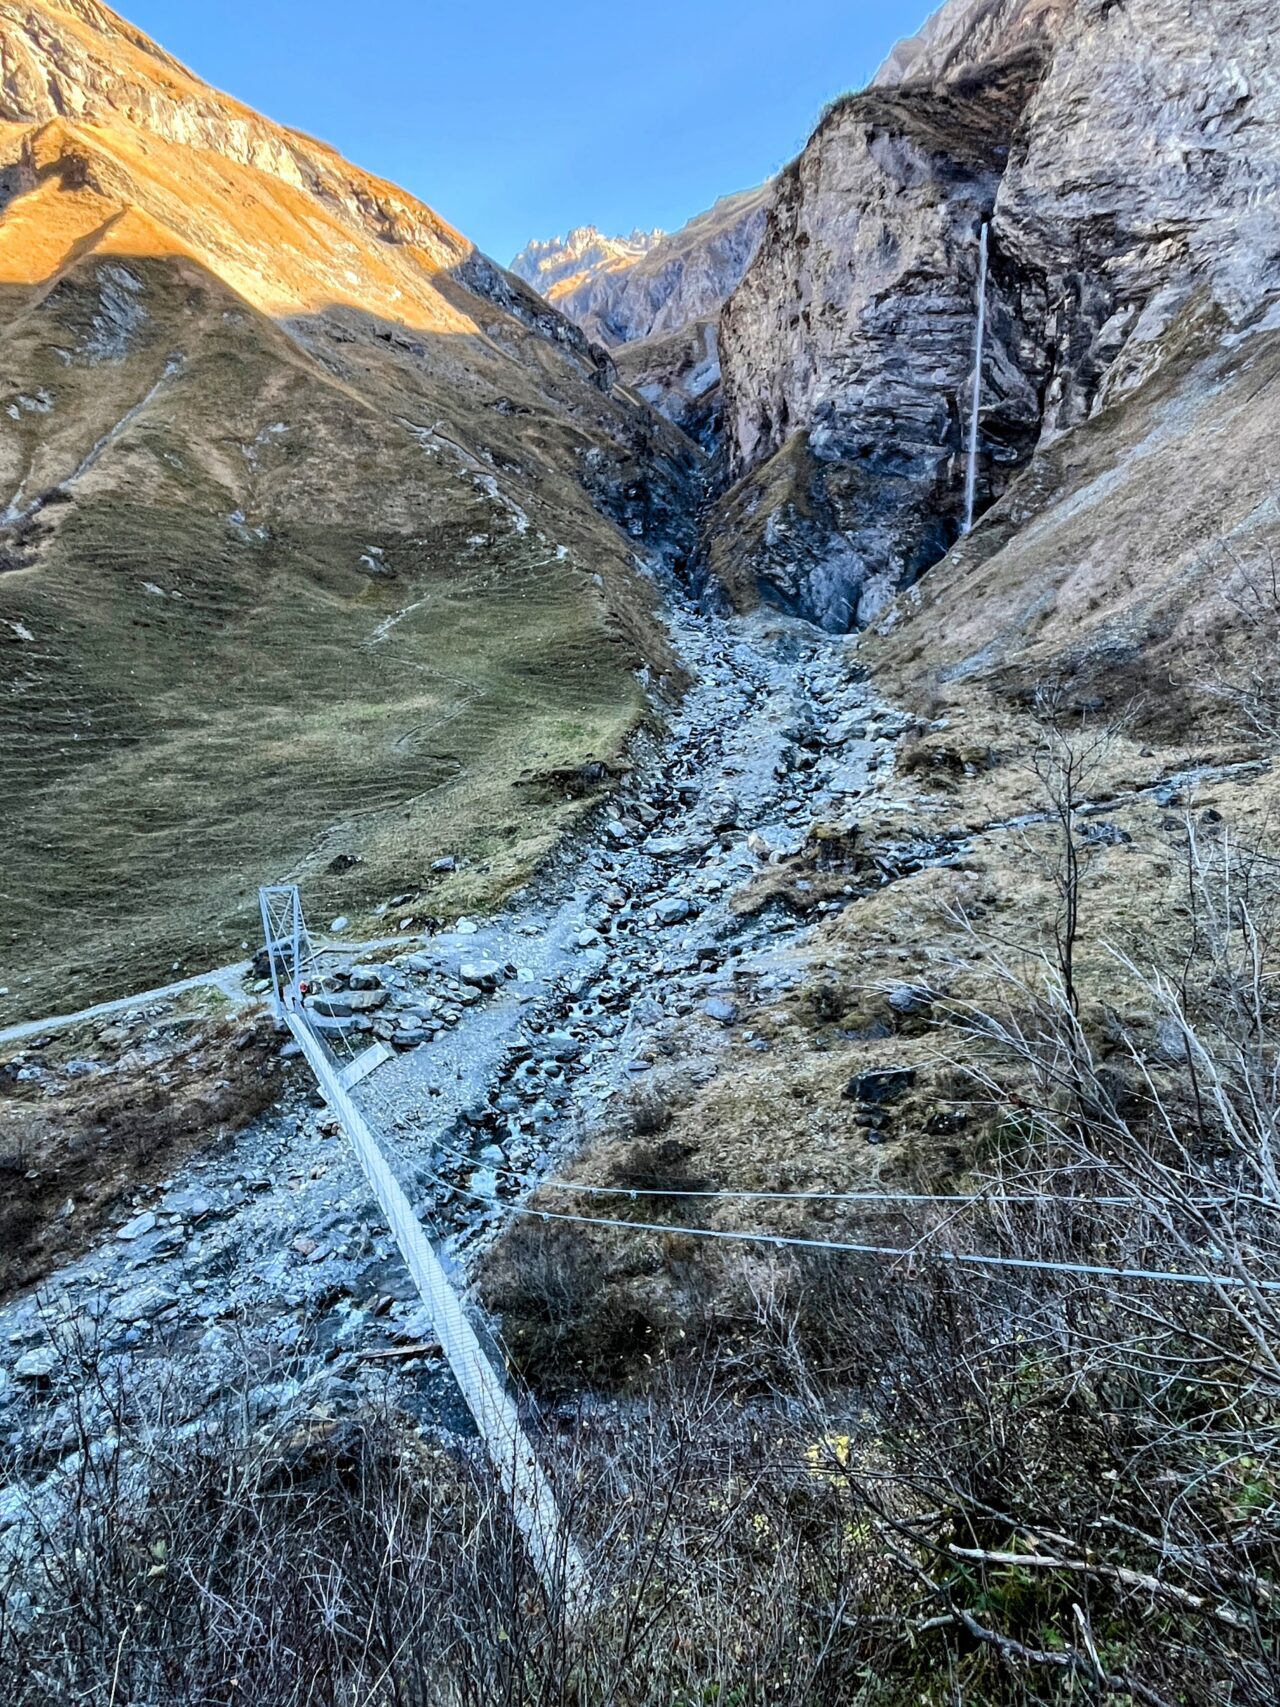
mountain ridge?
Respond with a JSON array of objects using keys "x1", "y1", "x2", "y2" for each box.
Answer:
[{"x1": 0, "y1": 0, "x2": 701, "y2": 1022}]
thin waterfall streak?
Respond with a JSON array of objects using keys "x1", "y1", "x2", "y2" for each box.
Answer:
[{"x1": 963, "y1": 221, "x2": 989, "y2": 536}]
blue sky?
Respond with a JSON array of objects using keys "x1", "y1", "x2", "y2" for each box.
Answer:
[{"x1": 123, "y1": 0, "x2": 933, "y2": 263}]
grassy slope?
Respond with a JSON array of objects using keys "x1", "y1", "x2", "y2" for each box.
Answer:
[{"x1": 0, "y1": 117, "x2": 689, "y2": 1022}]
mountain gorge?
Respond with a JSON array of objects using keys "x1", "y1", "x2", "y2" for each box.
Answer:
[
  {"x1": 527, "y1": 0, "x2": 1280, "y2": 678},
  {"x1": 4, "y1": 2, "x2": 1280, "y2": 1701},
  {"x1": 712, "y1": 0, "x2": 1280, "y2": 648}
]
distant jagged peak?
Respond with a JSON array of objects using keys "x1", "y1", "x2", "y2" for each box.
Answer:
[{"x1": 510, "y1": 226, "x2": 664, "y2": 297}]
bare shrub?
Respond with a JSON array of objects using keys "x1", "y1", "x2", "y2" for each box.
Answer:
[
  {"x1": 1024, "y1": 687, "x2": 1132, "y2": 1012},
  {"x1": 1206, "y1": 512, "x2": 1280, "y2": 741}
]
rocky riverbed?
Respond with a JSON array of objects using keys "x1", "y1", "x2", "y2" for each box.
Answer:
[
  {"x1": 0, "y1": 591, "x2": 929, "y2": 1544},
  {"x1": 7, "y1": 545, "x2": 1263, "y2": 1549}
]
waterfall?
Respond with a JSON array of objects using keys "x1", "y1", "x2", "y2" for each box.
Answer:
[{"x1": 962, "y1": 220, "x2": 989, "y2": 537}]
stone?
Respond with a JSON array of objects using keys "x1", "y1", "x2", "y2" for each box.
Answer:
[
  {"x1": 110, "y1": 1283, "x2": 180, "y2": 1324},
  {"x1": 456, "y1": 917, "x2": 479, "y2": 935},
  {"x1": 655, "y1": 897, "x2": 693, "y2": 926},
  {"x1": 166, "y1": 1191, "x2": 212, "y2": 1219},
  {"x1": 432, "y1": 855, "x2": 458, "y2": 873},
  {"x1": 116, "y1": 1210, "x2": 157, "y2": 1241},
  {"x1": 701, "y1": 997, "x2": 739, "y2": 1025},
  {"x1": 406, "y1": 951, "x2": 450, "y2": 976},
  {"x1": 888, "y1": 984, "x2": 935, "y2": 1018},
  {"x1": 843, "y1": 1066, "x2": 916, "y2": 1105},
  {"x1": 646, "y1": 836, "x2": 689, "y2": 860},
  {"x1": 1081, "y1": 820, "x2": 1132, "y2": 847},
  {"x1": 534, "y1": 1030, "x2": 582, "y2": 1062},
  {"x1": 308, "y1": 988, "x2": 387, "y2": 1017},
  {"x1": 458, "y1": 960, "x2": 503, "y2": 991},
  {"x1": 575, "y1": 928, "x2": 602, "y2": 949},
  {"x1": 329, "y1": 916, "x2": 350, "y2": 935},
  {"x1": 346, "y1": 965, "x2": 384, "y2": 990},
  {"x1": 13, "y1": 1346, "x2": 58, "y2": 1382}
]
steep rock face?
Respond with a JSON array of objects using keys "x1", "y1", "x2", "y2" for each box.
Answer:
[
  {"x1": 613, "y1": 319, "x2": 725, "y2": 451},
  {"x1": 710, "y1": 0, "x2": 1280, "y2": 632},
  {"x1": 873, "y1": 0, "x2": 1074, "y2": 86},
  {"x1": 992, "y1": 0, "x2": 1280, "y2": 441},
  {"x1": 0, "y1": 0, "x2": 701, "y2": 1021},
  {"x1": 712, "y1": 49, "x2": 1052, "y2": 629}
]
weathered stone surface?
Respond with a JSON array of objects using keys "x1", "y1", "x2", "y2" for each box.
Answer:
[
  {"x1": 655, "y1": 897, "x2": 693, "y2": 926},
  {"x1": 116, "y1": 1210, "x2": 157, "y2": 1241},
  {"x1": 111, "y1": 1283, "x2": 180, "y2": 1324},
  {"x1": 346, "y1": 966, "x2": 384, "y2": 990},
  {"x1": 12, "y1": 1347, "x2": 58, "y2": 1382},
  {"x1": 308, "y1": 989, "x2": 387, "y2": 1017},
  {"x1": 843, "y1": 1067, "x2": 917, "y2": 1105},
  {"x1": 712, "y1": 50, "x2": 1051, "y2": 630},
  {"x1": 458, "y1": 960, "x2": 503, "y2": 991},
  {"x1": 533, "y1": 1031, "x2": 582, "y2": 1063},
  {"x1": 709, "y1": 0, "x2": 1280, "y2": 633}
]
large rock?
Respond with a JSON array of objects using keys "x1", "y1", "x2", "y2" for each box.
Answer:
[
  {"x1": 458, "y1": 960, "x2": 504, "y2": 992},
  {"x1": 110, "y1": 1283, "x2": 180, "y2": 1324},
  {"x1": 308, "y1": 988, "x2": 388, "y2": 1017}
]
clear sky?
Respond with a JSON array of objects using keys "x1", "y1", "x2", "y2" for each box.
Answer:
[{"x1": 121, "y1": 0, "x2": 934, "y2": 264}]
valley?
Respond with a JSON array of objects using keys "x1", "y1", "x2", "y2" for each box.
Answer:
[{"x1": 3, "y1": 0, "x2": 1280, "y2": 1699}]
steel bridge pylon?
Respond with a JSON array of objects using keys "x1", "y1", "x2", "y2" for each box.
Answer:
[{"x1": 258, "y1": 884, "x2": 312, "y2": 1022}]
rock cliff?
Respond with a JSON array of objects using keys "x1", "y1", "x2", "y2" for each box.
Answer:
[{"x1": 709, "y1": 0, "x2": 1280, "y2": 639}]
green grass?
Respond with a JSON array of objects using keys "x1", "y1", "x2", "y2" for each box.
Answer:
[{"x1": 0, "y1": 251, "x2": 651, "y2": 1021}]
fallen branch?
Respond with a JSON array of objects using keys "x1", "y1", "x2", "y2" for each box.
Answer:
[{"x1": 947, "y1": 1543, "x2": 1254, "y2": 1631}]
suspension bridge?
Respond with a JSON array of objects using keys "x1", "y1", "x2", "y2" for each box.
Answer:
[{"x1": 257, "y1": 885, "x2": 589, "y2": 1613}]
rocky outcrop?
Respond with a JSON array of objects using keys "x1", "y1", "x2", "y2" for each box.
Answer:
[
  {"x1": 873, "y1": 0, "x2": 1075, "y2": 87},
  {"x1": 709, "y1": 0, "x2": 1280, "y2": 632},
  {"x1": 614, "y1": 319, "x2": 726, "y2": 451},
  {"x1": 992, "y1": 0, "x2": 1280, "y2": 440},
  {"x1": 711, "y1": 48, "x2": 1052, "y2": 629}
]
